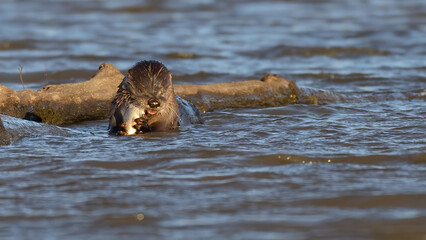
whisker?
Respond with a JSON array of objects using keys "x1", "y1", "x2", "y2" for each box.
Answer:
[{"x1": 169, "y1": 105, "x2": 180, "y2": 123}]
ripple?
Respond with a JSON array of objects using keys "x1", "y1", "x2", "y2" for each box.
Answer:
[
  {"x1": 241, "y1": 45, "x2": 390, "y2": 59},
  {"x1": 0, "y1": 41, "x2": 34, "y2": 51},
  {"x1": 165, "y1": 52, "x2": 199, "y2": 59},
  {"x1": 173, "y1": 71, "x2": 231, "y2": 84}
]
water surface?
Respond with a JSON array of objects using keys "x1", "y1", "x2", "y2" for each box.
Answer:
[{"x1": 0, "y1": 0, "x2": 425, "y2": 239}]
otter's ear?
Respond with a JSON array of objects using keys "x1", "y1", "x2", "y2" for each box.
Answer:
[{"x1": 127, "y1": 69, "x2": 134, "y2": 79}]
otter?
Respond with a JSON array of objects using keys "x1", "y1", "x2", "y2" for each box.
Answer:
[{"x1": 108, "y1": 60, "x2": 203, "y2": 135}]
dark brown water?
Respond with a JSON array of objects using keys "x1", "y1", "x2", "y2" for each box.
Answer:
[{"x1": 1, "y1": 0, "x2": 426, "y2": 239}]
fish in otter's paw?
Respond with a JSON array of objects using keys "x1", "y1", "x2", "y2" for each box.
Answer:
[{"x1": 108, "y1": 60, "x2": 203, "y2": 135}]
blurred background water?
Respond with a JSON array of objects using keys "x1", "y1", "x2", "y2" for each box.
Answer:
[{"x1": 0, "y1": 0, "x2": 425, "y2": 239}]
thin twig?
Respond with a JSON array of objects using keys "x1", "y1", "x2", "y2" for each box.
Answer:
[{"x1": 18, "y1": 64, "x2": 25, "y2": 90}]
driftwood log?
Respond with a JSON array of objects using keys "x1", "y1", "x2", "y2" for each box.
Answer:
[{"x1": 0, "y1": 63, "x2": 342, "y2": 125}]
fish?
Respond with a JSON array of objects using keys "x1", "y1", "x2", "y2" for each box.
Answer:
[{"x1": 122, "y1": 104, "x2": 146, "y2": 135}]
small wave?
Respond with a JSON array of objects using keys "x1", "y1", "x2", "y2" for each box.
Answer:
[
  {"x1": 342, "y1": 91, "x2": 426, "y2": 103},
  {"x1": 166, "y1": 52, "x2": 199, "y2": 59},
  {"x1": 173, "y1": 72, "x2": 231, "y2": 84},
  {"x1": 242, "y1": 45, "x2": 390, "y2": 58},
  {"x1": 294, "y1": 72, "x2": 385, "y2": 84},
  {"x1": 0, "y1": 114, "x2": 72, "y2": 145},
  {"x1": 0, "y1": 69, "x2": 95, "y2": 85},
  {"x1": 250, "y1": 153, "x2": 426, "y2": 165},
  {"x1": 419, "y1": 89, "x2": 426, "y2": 99},
  {"x1": 112, "y1": 6, "x2": 157, "y2": 13},
  {"x1": 0, "y1": 41, "x2": 34, "y2": 51}
]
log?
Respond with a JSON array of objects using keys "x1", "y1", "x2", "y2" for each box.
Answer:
[
  {"x1": 0, "y1": 63, "x2": 302, "y2": 125},
  {"x1": 175, "y1": 73, "x2": 298, "y2": 112},
  {"x1": 0, "y1": 63, "x2": 123, "y2": 125}
]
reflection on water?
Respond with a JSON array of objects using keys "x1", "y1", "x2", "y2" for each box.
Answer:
[{"x1": 0, "y1": 0, "x2": 425, "y2": 239}]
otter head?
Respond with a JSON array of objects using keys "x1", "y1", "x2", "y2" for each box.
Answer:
[{"x1": 108, "y1": 60, "x2": 179, "y2": 135}]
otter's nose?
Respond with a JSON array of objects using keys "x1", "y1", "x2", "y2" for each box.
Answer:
[{"x1": 148, "y1": 98, "x2": 160, "y2": 108}]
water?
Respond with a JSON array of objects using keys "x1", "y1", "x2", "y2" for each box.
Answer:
[{"x1": 1, "y1": 0, "x2": 426, "y2": 239}]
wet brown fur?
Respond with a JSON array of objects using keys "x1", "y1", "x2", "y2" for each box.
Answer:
[{"x1": 108, "y1": 60, "x2": 179, "y2": 135}]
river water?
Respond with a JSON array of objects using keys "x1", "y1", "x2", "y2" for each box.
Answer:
[{"x1": 1, "y1": 0, "x2": 425, "y2": 239}]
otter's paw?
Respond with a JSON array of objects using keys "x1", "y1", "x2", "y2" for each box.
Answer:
[
  {"x1": 133, "y1": 118, "x2": 151, "y2": 134},
  {"x1": 118, "y1": 122, "x2": 129, "y2": 135}
]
